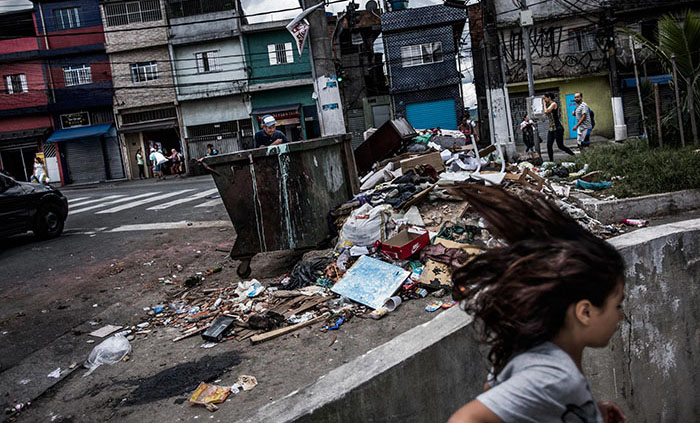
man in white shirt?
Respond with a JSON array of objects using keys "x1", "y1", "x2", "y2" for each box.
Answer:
[
  {"x1": 572, "y1": 92, "x2": 592, "y2": 148},
  {"x1": 149, "y1": 148, "x2": 169, "y2": 180}
]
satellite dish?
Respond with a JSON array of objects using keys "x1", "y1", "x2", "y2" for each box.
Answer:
[{"x1": 365, "y1": 0, "x2": 378, "y2": 13}]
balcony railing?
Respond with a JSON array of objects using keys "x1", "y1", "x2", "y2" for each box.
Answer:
[{"x1": 166, "y1": 0, "x2": 235, "y2": 19}]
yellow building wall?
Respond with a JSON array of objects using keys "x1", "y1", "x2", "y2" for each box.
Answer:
[{"x1": 509, "y1": 75, "x2": 614, "y2": 139}]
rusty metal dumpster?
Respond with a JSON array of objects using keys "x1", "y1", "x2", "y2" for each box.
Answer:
[{"x1": 202, "y1": 135, "x2": 359, "y2": 277}]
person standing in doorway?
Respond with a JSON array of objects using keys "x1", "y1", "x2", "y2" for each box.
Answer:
[
  {"x1": 572, "y1": 92, "x2": 593, "y2": 148},
  {"x1": 254, "y1": 115, "x2": 288, "y2": 148},
  {"x1": 520, "y1": 114, "x2": 536, "y2": 152},
  {"x1": 136, "y1": 148, "x2": 146, "y2": 179},
  {"x1": 543, "y1": 92, "x2": 575, "y2": 162}
]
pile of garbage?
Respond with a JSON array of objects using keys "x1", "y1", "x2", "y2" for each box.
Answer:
[{"x1": 129, "y1": 129, "x2": 640, "y2": 350}]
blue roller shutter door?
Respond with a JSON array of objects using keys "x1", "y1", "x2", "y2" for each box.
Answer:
[{"x1": 405, "y1": 99, "x2": 457, "y2": 130}]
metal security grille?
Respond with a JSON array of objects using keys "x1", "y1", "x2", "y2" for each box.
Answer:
[
  {"x1": 195, "y1": 51, "x2": 219, "y2": 73},
  {"x1": 63, "y1": 65, "x2": 92, "y2": 86},
  {"x1": 42, "y1": 142, "x2": 57, "y2": 158},
  {"x1": 166, "y1": 0, "x2": 234, "y2": 18},
  {"x1": 130, "y1": 61, "x2": 158, "y2": 82},
  {"x1": 121, "y1": 107, "x2": 176, "y2": 124},
  {"x1": 64, "y1": 139, "x2": 106, "y2": 183},
  {"x1": 104, "y1": 0, "x2": 162, "y2": 27},
  {"x1": 400, "y1": 42, "x2": 443, "y2": 67}
]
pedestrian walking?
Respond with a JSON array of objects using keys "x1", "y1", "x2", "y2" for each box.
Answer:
[
  {"x1": 31, "y1": 156, "x2": 49, "y2": 185},
  {"x1": 448, "y1": 185, "x2": 626, "y2": 423},
  {"x1": 572, "y1": 92, "x2": 593, "y2": 148},
  {"x1": 543, "y1": 92, "x2": 575, "y2": 161},
  {"x1": 169, "y1": 148, "x2": 183, "y2": 177},
  {"x1": 136, "y1": 148, "x2": 145, "y2": 179},
  {"x1": 519, "y1": 114, "x2": 535, "y2": 152}
]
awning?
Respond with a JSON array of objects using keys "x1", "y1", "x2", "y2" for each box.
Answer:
[
  {"x1": 46, "y1": 123, "x2": 114, "y2": 143},
  {"x1": 250, "y1": 103, "x2": 301, "y2": 115},
  {"x1": 117, "y1": 119, "x2": 178, "y2": 134},
  {"x1": 621, "y1": 74, "x2": 671, "y2": 89}
]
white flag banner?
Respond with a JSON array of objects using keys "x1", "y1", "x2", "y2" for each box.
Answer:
[{"x1": 286, "y1": 3, "x2": 324, "y2": 56}]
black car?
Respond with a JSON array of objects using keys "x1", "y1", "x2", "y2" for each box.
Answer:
[{"x1": 0, "y1": 172, "x2": 68, "y2": 239}]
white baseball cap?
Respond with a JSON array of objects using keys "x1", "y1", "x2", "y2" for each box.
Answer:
[{"x1": 261, "y1": 115, "x2": 277, "y2": 127}]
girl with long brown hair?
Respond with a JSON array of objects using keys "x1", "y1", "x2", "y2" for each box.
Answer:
[{"x1": 448, "y1": 185, "x2": 626, "y2": 423}]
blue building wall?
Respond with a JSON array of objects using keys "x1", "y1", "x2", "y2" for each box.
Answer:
[{"x1": 34, "y1": 0, "x2": 104, "y2": 33}]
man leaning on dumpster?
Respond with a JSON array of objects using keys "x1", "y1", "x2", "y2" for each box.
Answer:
[{"x1": 254, "y1": 115, "x2": 289, "y2": 148}]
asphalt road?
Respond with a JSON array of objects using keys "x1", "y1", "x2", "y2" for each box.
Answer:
[{"x1": 0, "y1": 175, "x2": 230, "y2": 372}]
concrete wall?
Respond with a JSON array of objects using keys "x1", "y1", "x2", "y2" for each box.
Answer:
[
  {"x1": 242, "y1": 28, "x2": 312, "y2": 85},
  {"x1": 168, "y1": 10, "x2": 240, "y2": 45},
  {"x1": 101, "y1": 0, "x2": 169, "y2": 53},
  {"x1": 180, "y1": 95, "x2": 249, "y2": 127},
  {"x1": 237, "y1": 218, "x2": 700, "y2": 423},
  {"x1": 110, "y1": 46, "x2": 177, "y2": 112},
  {"x1": 172, "y1": 38, "x2": 247, "y2": 100}
]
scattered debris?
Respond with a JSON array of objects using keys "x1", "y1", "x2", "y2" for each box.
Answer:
[{"x1": 83, "y1": 334, "x2": 131, "y2": 376}]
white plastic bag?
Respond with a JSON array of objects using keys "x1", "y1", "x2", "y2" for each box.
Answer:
[
  {"x1": 337, "y1": 204, "x2": 392, "y2": 248},
  {"x1": 83, "y1": 334, "x2": 131, "y2": 376}
]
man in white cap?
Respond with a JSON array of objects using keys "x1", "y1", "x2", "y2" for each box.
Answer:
[{"x1": 254, "y1": 114, "x2": 289, "y2": 148}]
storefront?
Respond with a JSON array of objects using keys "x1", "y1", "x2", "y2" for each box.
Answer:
[
  {"x1": 118, "y1": 120, "x2": 182, "y2": 179},
  {"x1": 45, "y1": 123, "x2": 125, "y2": 184},
  {"x1": 0, "y1": 128, "x2": 51, "y2": 182},
  {"x1": 250, "y1": 85, "x2": 320, "y2": 141}
]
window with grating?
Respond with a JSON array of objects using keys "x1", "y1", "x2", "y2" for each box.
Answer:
[
  {"x1": 400, "y1": 42, "x2": 443, "y2": 67},
  {"x1": 568, "y1": 28, "x2": 596, "y2": 53},
  {"x1": 195, "y1": 51, "x2": 220, "y2": 73},
  {"x1": 91, "y1": 109, "x2": 115, "y2": 125},
  {"x1": 104, "y1": 0, "x2": 162, "y2": 27},
  {"x1": 122, "y1": 107, "x2": 176, "y2": 124},
  {"x1": 130, "y1": 61, "x2": 159, "y2": 82},
  {"x1": 4, "y1": 74, "x2": 27, "y2": 94},
  {"x1": 63, "y1": 65, "x2": 92, "y2": 86},
  {"x1": 267, "y1": 43, "x2": 293, "y2": 65}
]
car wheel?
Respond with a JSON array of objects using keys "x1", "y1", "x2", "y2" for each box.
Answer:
[{"x1": 33, "y1": 203, "x2": 65, "y2": 239}]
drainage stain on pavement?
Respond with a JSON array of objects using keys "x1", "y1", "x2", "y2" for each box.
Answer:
[{"x1": 123, "y1": 352, "x2": 243, "y2": 405}]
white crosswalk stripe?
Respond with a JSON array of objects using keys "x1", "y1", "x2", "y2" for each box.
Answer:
[
  {"x1": 95, "y1": 189, "x2": 195, "y2": 214},
  {"x1": 194, "y1": 198, "x2": 224, "y2": 208},
  {"x1": 67, "y1": 196, "x2": 90, "y2": 203},
  {"x1": 68, "y1": 195, "x2": 126, "y2": 208},
  {"x1": 70, "y1": 192, "x2": 160, "y2": 215},
  {"x1": 146, "y1": 188, "x2": 219, "y2": 211}
]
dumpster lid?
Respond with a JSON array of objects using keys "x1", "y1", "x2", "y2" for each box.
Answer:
[{"x1": 250, "y1": 104, "x2": 302, "y2": 115}]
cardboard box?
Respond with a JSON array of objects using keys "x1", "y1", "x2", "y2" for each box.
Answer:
[{"x1": 380, "y1": 227, "x2": 430, "y2": 260}]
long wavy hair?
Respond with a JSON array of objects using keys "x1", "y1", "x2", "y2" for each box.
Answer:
[{"x1": 452, "y1": 185, "x2": 624, "y2": 376}]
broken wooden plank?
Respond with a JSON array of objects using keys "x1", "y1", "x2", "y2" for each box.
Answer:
[
  {"x1": 173, "y1": 325, "x2": 208, "y2": 342},
  {"x1": 250, "y1": 313, "x2": 330, "y2": 345},
  {"x1": 284, "y1": 296, "x2": 329, "y2": 319}
]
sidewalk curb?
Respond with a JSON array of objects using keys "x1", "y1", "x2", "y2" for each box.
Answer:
[{"x1": 569, "y1": 189, "x2": 700, "y2": 224}]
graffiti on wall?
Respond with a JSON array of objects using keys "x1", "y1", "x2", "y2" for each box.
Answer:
[{"x1": 499, "y1": 26, "x2": 606, "y2": 83}]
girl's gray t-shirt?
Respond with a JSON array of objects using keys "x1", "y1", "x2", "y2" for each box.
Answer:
[{"x1": 477, "y1": 342, "x2": 603, "y2": 423}]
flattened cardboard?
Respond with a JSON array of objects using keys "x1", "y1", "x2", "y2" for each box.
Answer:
[{"x1": 419, "y1": 259, "x2": 451, "y2": 289}]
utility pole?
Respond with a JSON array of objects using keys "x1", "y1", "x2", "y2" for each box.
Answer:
[
  {"x1": 671, "y1": 54, "x2": 686, "y2": 147},
  {"x1": 629, "y1": 35, "x2": 648, "y2": 142},
  {"x1": 605, "y1": 5, "x2": 627, "y2": 142},
  {"x1": 687, "y1": 75, "x2": 699, "y2": 146},
  {"x1": 303, "y1": 0, "x2": 347, "y2": 136},
  {"x1": 518, "y1": 0, "x2": 541, "y2": 155}
]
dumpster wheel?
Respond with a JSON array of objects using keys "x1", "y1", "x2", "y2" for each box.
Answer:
[{"x1": 237, "y1": 258, "x2": 252, "y2": 278}]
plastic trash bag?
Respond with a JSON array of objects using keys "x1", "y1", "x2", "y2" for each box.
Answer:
[
  {"x1": 83, "y1": 334, "x2": 131, "y2": 376},
  {"x1": 336, "y1": 203, "x2": 392, "y2": 248}
]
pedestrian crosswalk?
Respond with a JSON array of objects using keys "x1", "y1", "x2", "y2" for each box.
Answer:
[{"x1": 66, "y1": 189, "x2": 224, "y2": 216}]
